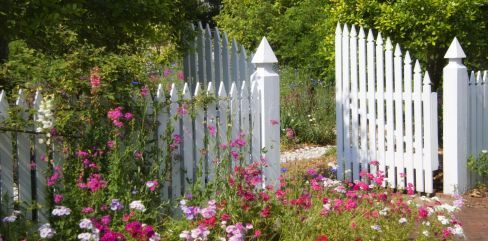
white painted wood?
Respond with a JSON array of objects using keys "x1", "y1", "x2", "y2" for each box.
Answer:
[
  {"x1": 342, "y1": 24, "x2": 352, "y2": 181},
  {"x1": 394, "y1": 43, "x2": 405, "y2": 189},
  {"x1": 194, "y1": 83, "x2": 206, "y2": 188},
  {"x1": 376, "y1": 33, "x2": 386, "y2": 179},
  {"x1": 0, "y1": 90, "x2": 13, "y2": 215},
  {"x1": 205, "y1": 24, "x2": 213, "y2": 89},
  {"x1": 16, "y1": 90, "x2": 32, "y2": 219},
  {"x1": 422, "y1": 73, "x2": 434, "y2": 193},
  {"x1": 206, "y1": 82, "x2": 218, "y2": 181},
  {"x1": 197, "y1": 22, "x2": 206, "y2": 86},
  {"x1": 358, "y1": 27, "x2": 368, "y2": 179},
  {"x1": 367, "y1": 29, "x2": 377, "y2": 175},
  {"x1": 413, "y1": 61, "x2": 425, "y2": 192},
  {"x1": 214, "y1": 28, "x2": 222, "y2": 93},
  {"x1": 251, "y1": 81, "x2": 261, "y2": 163},
  {"x1": 251, "y1": 37, "x2": 280, "y2": 187},
  {"x1": 231, "y1": 39, "x2": 239, "y2": 88},
  {"x1": 384, "y1": 38, "x2": 396, "y2": 188},
  {"x1": 335, "y1": 23, "x2": 344, "y2": 180},
  {"x1": 217, "y1": 83, "x2": 229, "y2": 172},
  {"x1": 240, "y1": 45, "x2": 248, "y2": 90},
  {"x1": 349, "y1": 25, "x2": 360, "y2": 181},
  {"x1": 156, "y1": 84, "x2": 169, "y2": 199},
  {"x1": 33, "y1": 91, "x2": 48, "y2": 223},
  {"x1": 181, "y1": 84, "x2": 194, "y2": 192},
  {"x1": 469, "y1": 71, "x2": 476, "y2": 156},
  {"x1": 476, "y1": 71, "x2": 483, "y2": 156},
  {"x1": 403, "y1": 52, "x2": 415, "y2": 188},
  {"x1": 222, "y1": 33, "x2": 230, "y2": 92},
  {"x1": 229, "y1": 82, "x2": 240, "y2": 169},
  {"x1": 169, "y1": 84, "x2": 182, "y2": 199},
  {"x1": 484, "y1": 71, "x2": 488, "y2": 151},
  {"x1": 240, "y1": 81, "x2": 251, "y2": 164},
  {"x1": 442, "y1": 37, "x2": 469, "y2": 194},
  {"x1": 189, "y1": 24, "x2": 197, "y2": 91}
]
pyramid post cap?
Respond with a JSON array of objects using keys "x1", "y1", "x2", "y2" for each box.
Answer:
[
  {"x1": 444, "y1": 37, "x2": 466, "y2": 59},
  {"x1": 251, "y1": 37, "x2": 278, "y2": 64}
]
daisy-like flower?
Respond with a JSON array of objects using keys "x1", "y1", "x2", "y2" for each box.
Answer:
[
  {"x1": 129, "y1": 200, "x2": 146, "y2": 212},
  {"x1": 52, "y1": 206, "x2": 71, "y2": 216}
]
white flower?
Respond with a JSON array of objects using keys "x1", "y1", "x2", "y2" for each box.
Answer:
[
  {"x1": 371, "y1": 224, "x2": 381, "y2": 231},
  {"x1": 39, "y1": 223, "x2": 56, "y2": 239},
  {"x1": 422, "y1": 230, "x2": 429, "y2": 237},
  {"x1": 437, "y1": 215, "x2": 450, "y2": 225},
  {"x1": 398, "y1": 218, "x2": 408, "y2": 224},
  {"x1": 150, "y1": 232, "x2": 161, "y2": 241},
  {"x1": 430, "y1": 196, "x2": 440, "y2": 202},
  {"x1": 79, "y1": 218, "x2": 93, "y2": 229},
  {"x1": 422, "y1": 221, "x2": 431, "y2": 226},
  {"x1": 179, "y1": 230, "x2": 191, "y2": 239},
  {"x1": 78, "y1": 232, "x2": 95, "y2": 241},
  {"x1": 52, "y1": 206, "x2": 71, "y2": 216},
  {"x1": 379, "y1": 207, "x2": 390, "y2": 216},
  {"x1": 448, "y1": 224, "x2": 465, "y2": 238},
  {"x1": 2, "y1": 215, "x2": 16, "y2": 222},
  {"x1": 129, "y1": 200, "x2": 146, "y2": 212}
]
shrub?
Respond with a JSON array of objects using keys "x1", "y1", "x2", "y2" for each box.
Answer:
[{"x1": 467, "y1": 151, "x2": 488, "y2": 181}]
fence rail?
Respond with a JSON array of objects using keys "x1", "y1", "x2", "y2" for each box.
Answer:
[{"x1": 335, "y1": 23, "x2": 439, "y2": 193}]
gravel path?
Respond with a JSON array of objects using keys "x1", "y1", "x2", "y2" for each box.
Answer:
[{"x1": 280, "y1": 146, "x2": 333, "y2": 163}]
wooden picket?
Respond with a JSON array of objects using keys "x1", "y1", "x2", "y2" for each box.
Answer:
[
  {"x1": 336, "y1": 23, "x2": 439, "y2": 193},
  {"x1": 184, "y1": 22, "x2": 255, "y2": 95}
]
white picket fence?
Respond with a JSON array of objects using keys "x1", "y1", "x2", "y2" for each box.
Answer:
[
  {"x1": 183, "y1": 22, "x2": 255, "y2": 94},
  {"x1": 443, "y1": 38, "x2": 488, "y2": 194},
  {"x1": 335, "y1": 23, "x2": 439, "y2": 193},
  {"x1": 0, "y1": 38, "x2": 280, "y2": 222}
]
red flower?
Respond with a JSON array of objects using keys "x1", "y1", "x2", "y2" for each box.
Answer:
[
  {"x1": 200, "y1": 216, "x2": 217, "y2": 227},
  {"x1": 315, "y1": 235, "x2": 328, "y2": 241},
  {"x1": 254, "y1": 230, "x2": 262, "y2": 238}
]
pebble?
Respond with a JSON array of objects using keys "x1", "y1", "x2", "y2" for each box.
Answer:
[{"x1": 280, "y1": 146, "x2": 333, "y2": 163}]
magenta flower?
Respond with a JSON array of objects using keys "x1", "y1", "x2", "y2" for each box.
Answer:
[
  {"x1": 163, "y1": 68, "x2": 173, "y2": 77},
  {"x1": 124, "y1": 112, "x2": 133, "y2": 120},
  {"x1": 177, "y1": 104, "x2": 188, "y2": 116},
  {"x1": 286, "y1": 128, "x2": 295, "y2": 140},
  {"x1": 90, "y1": 67, "x2": 101, "y2": 89},
  {"x1": 146, "y1": 180, "x2": 159, "y2": 192},
  {"x1": 140, "y1": 85, "x2": 149, "y2": 97},
  {"x1": 54, "y1": 194, "x2": 63, "y2": 204},
  {"x1": 208, "y1": 125, "x2": 216, "y2": 137}
]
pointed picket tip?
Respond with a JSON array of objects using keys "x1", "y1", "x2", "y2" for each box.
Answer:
[
  {"x1": 34, "y1": 90, "x2": 43, "y2": 107},
  {"x1": 367, "y1": 29, "x2": 374, "y2": 42},
  {"x1": 251, "y1": 80, "x2": 259, "y2": 93},
  {"x1": 194, "y1": 82, "x2": 202, "y2": 96},
  {"x1": 214, "y1": 27, "x2": 221, "y2": 39},
  {"x1": 16, "y1": 89, "x2": 26, "y2": 106},
  {"x1": 198, "y1": 21, "x2": 204, "y2": 31},
  {"x1": 376, "y1": 32, "x2": 383, "y2": 44},
  {"x1": 358, "y1": 27, "x2": 365, "y2": 39},
  {"x1": 394, "y1": 43, "x2": 402, "y2": 57},
  {"x1": 205, "y1": 25, "x2": 212, "y2": 37},
  {"x1": 476, "y1": 71, "x2": 482, "y2": 84},
  {"x1": 404, "y1": 51, "x2": 412, "y2": 64},
  {"x1": 206, "y1": 81, "x2": 215, "y2": 94},
  {"x1": 223, "y1": 32, "x2": 229, "y2": 43},
  {"x1": 483, "y1": 71, "x2": 487, "y2": 83},
  {"x1": 182, "y1": 83, "x2": 191, "y2": 99},
  {"x1": 240, "y1": 80, "x2": 249, "y2": 95},
  {"x1": 218, "y1": 82, "x2": 227, "y2": 97},
  {"x1": 414, "y1": 60, "x2": 421, "y2": 73},
  {"x1": 350, "y1": 25, "x2": 357, "y2": 37},
  {"x1": 423, "y1": 72, "x2": 432, "y2": 85},
  {"x1": 170, "y1": 83, "x2": 178, "y2": 101},
  {"x1": 251, "y1": 37, "x2": 278, "y2": 64},
  {"x1": 240, "y1": 45, "x2": 247, "y2": 57},
  {"x1": 232, "y1": 38, "x2": 238, "y2": 49},
  {"x1": 444, "y1": 37, "x2": 466, "y2": 59},
  {"x1": 385, "y1": 38, "x2": 393, "y2": 50},
  {"x1": 156, "y1": 84, "x2": 165, "y2": 100},
  {"x1": 336, "y1": 23, "x2": 342, "y2": 35},
  {"x1": 469, "y1": 71, "x2": 475, "y2": 84},
  {"x1": 190, "y1": 23, "x2": 195, "y2": 30},
  {"x1": 229, "y1": 82, "x2": 238, "y2": 96},
  {"x1": 342, "y1": 24, "x2": 349, "y2": 36},
  {"x1": 0, "y1": 90, "x2": 8, "y2": 119}
]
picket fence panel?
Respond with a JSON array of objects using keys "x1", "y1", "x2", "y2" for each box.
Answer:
[
  {"x1": 0, "y1": 79, "x2": 266, "y2": 222},
  {"x1": 184, "y1": 22, "x2": 255, "y2": 95},
  {"x1": 336, "y1": 23, "x2": 439, "y2": 193}
]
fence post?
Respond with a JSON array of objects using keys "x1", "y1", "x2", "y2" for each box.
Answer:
[
  {"x1": 443, "y1": 37, "x2": 469, "y2": 194},
  {"x1": 251, "y1": 37, "x2": 280, "y2": 188}
]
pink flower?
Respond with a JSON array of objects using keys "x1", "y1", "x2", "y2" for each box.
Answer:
[
  {"x1": 163, "y1": 68, "x2": 173, "y2": 77},
  {"x1": 170, "y1": 134, "x2": 182, "y2": 150},
  {"x1": 260, "y1": 206, "x2": 270, "y2": 218},
  {"x1": 107, "y1": 140, "x2": 115, "y2": 149},
  {"x1": 254, "y1": 230, "x2": 262, "y2": 238},
  {"x1": 140, "y1": 85, "x2": 149, "y2": 97},
  {"x1": 369, "y1": 160, "x2": 379, "y2": 166},
  {"x1": 82, "y1": 207, "x2": 94, "y2": 214},
  {"x1": 177, "y1": 71, "x2": 184, "y2": 81},
  {"x1": 208, "y1": 125, "x2": 216, "y2": 137},
  {"x1": 30, "y1": 161, "x2": 36, "y2": 170},
  {"x1": 177, "y1": 104, "x2": 188, "y2": 116},
  {"x1": 286, "y1": 128, "x2": 295, "y2": 139},
  {"x1": 146, "y1": 180, "x2": 159, "y2": 191},
  {"x1": 54, "y1": 194, "x2": 63, "y2": 204},
  {"x1": 90, "y1": 67, "x2": 101, "y2": 88},
  {"x1": 124, "y1": 112, "x2": 133, "y2": 120},
  {"x1": 271, "y1": 119, "x2": 279, "y2": 125}
]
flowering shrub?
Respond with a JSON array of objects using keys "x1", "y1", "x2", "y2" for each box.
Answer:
[{"x1": 163, "y1": 161, "x2": 466, "y2": 241}]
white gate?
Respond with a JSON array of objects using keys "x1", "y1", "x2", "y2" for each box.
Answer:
[{"x1": 335, "y1": 23, "x2": 439, "y2": 193}]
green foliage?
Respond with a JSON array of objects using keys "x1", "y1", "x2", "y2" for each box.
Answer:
[
  {"x1": 280, "y1": 67, "x2": 336, "y2": 146},
  {"x1": 468, "y1": 152, "x2": 488, "y2": 181}
]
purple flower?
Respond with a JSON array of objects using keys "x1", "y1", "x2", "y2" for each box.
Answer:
[
  {"x1": 163, "y1": 68, "x2": 173, "y2": 77},
  {"x1": 110, "y1": 199, "x2": 124, "y2": 211}
]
